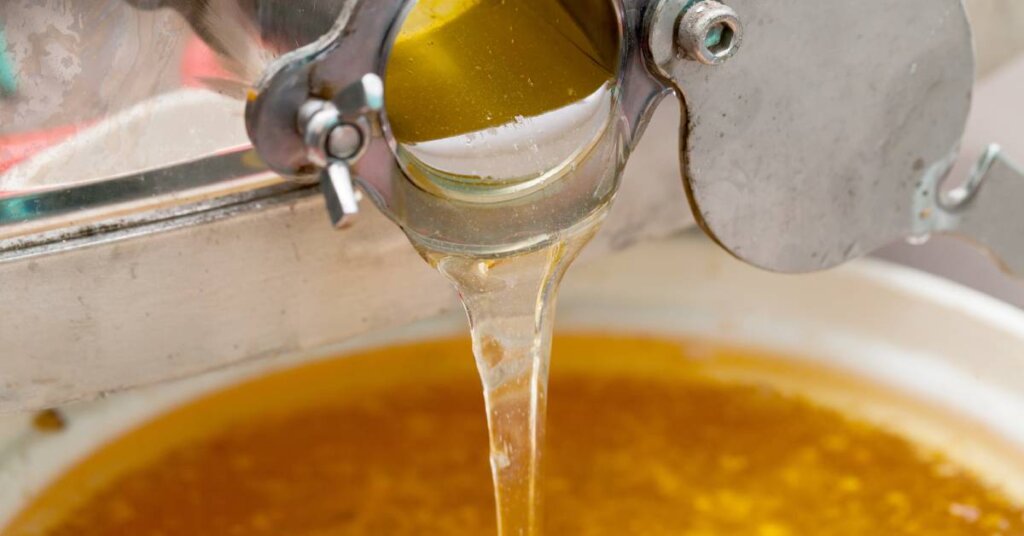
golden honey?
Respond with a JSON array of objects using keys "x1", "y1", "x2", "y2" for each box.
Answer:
[
  {"x1": 385, "y1": 0, "x2": 618, "y2": 143},
  {"x1": 6, "y1": 335, "x2": 1023, "y2": 535}
]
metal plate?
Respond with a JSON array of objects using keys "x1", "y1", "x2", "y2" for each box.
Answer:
[{"x1": 668, "y1": 0, "x2": 974, "y2": 272}]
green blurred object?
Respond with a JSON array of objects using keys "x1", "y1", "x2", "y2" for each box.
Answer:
[
  {"x1": 0, "y1": 27, "x2": 16, "y2": 96},
  {"x1": 704, "y1": 24, "x2": 723, "y2": 49}
]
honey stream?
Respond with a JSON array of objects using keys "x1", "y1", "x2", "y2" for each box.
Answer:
[
  {"x1": 387, "y1": 1, "x2": 619, "y2": 534},
  {"x1": 421, "y1": 216, "x2": 603, "y2": 536}
]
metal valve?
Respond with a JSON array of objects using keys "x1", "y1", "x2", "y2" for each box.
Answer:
[{"x1": 238, "y1": 0, "x2": 1024, "y2": 276}]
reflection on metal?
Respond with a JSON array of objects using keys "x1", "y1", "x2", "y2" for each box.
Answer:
[
  {"x1": 0, "y1": 147, "x2": 282, "y2": 245},
  {"x1": 647, "y1": 0, "x2": 745, "y2": 80},
  {"x1": 0, "y1": 182, "x2": 313, "y2": 262},
  {"x1": 650, "y1": 0, "x2": 974, "y2": 273},
  {"x1": 245, "y1": 0, "x2": 404, "y2": 180},
  {"x1": 328, "y1": 124, "x2": 365, "y2": 161},
  {"x1": 320, "y1": 164, "x2": 361, "y2": 229}
]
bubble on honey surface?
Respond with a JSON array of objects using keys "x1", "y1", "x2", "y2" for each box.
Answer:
[{"x1": 492, "y1": 448, "x2": 512, "y2": 470}]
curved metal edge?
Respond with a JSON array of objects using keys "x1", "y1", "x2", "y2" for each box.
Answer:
[
  {"x1": 0, "y1": 148, "x2": 283, "y2": 247},
  {"x1": 371, "y1": 0, "x2": 656, "y2": 196},
  {"x1": 622, "y1": 0, "x2": 676, "y2": 149},
  {"x1": 360, "y1": 0, "x2": 678, "y2": 256}
]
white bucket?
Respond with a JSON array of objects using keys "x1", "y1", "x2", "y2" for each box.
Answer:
[{"x1": 1, "y1": 233, "x2": 1023, "y2": 525}]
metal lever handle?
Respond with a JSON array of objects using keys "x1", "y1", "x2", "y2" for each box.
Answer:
[
  {"x1": 320, "y1": 161, "x2": 360, "y2": 229},
  {"x1": 935, "y1": 146, "x2": 1024, "y2": 276},
  {"x1": 297, "y1": 75, "x2": 381, "y2": 228}
]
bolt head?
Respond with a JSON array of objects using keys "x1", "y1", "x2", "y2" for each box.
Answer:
[{"x1": 676, "y1": 1, "x2": 743, "y2": 66}]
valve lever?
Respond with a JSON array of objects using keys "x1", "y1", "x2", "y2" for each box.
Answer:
[
  {"x1": 321, "y1": 162, "x2": 361, "y2": 229},
  {"x1": 297, "y1": 74, "x2": 382, "y2": 228}
]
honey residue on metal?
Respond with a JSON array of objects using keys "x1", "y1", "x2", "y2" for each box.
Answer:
[{"x1": 6, "y1": 336, "x2": 1023, "y2": 536}]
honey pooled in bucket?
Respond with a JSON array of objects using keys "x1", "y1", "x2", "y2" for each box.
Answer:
[{"x1": 5, "y1": 335, "x2": 1024, "y2": 536}]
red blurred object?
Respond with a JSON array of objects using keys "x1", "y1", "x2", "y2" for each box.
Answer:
[
  {"x1": 181, "y1": 36, "x2": 232, "y2": 88},
  {"x1": 0, "y1": 36, "x2": 227, "y2": 193},
  {"x1": 0, "y1": 124, "x2": 82, "y2": 174}
]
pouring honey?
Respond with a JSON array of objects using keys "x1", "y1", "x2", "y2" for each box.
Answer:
[
  {"x1": 3, "y1": 2, "x2": 1023, "y2": 536},
  {"x1": 387, "y1": 1, "x2": 623, "y2": 534}
]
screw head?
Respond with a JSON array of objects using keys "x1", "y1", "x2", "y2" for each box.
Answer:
[{"x1": 676, "y1": 1, "x2": 743, "y2": 66}]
